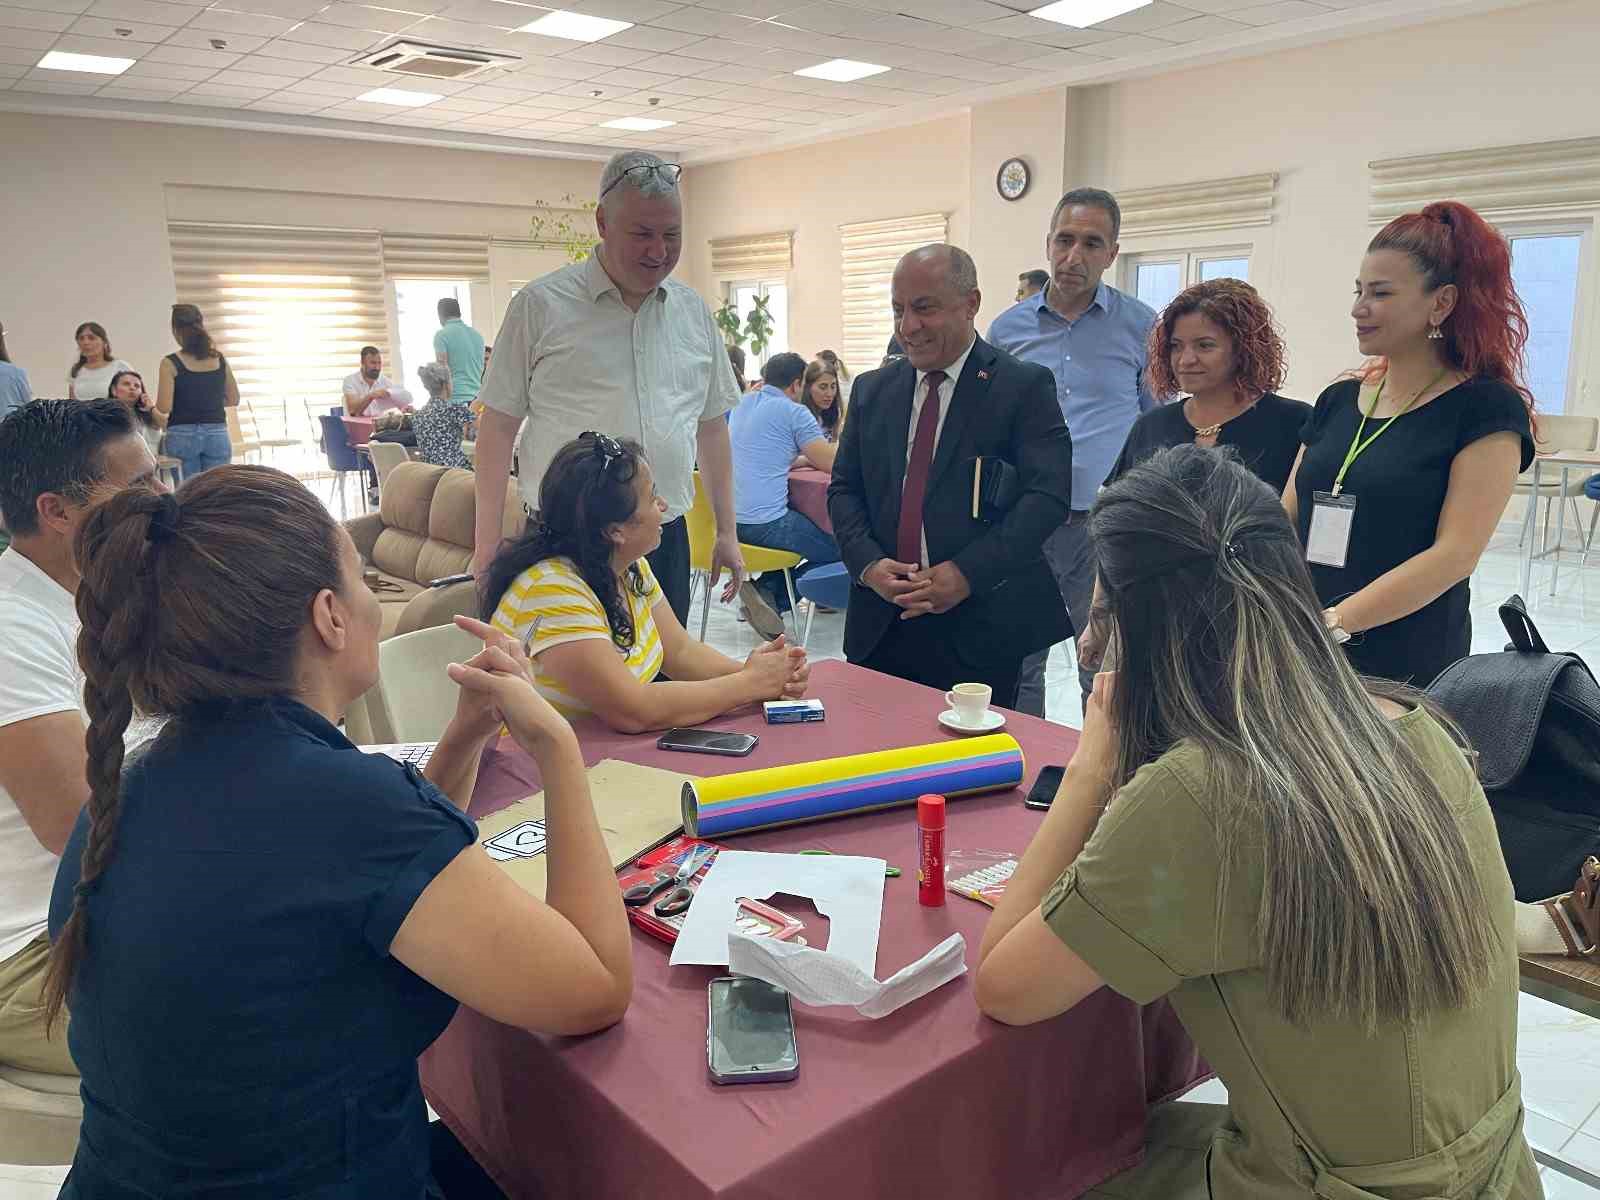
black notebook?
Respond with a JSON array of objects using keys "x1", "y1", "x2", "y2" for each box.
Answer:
[{"x1": 970, "y1": 456, "x2": 1020, "y2": 523}]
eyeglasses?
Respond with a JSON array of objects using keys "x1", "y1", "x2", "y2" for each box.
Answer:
[
  {"x1": 599, "y1": 161, "x2": 683, "y2": 200},
  {"x1": 581, "y1": 430, "x2": 625, "y2": 472}
]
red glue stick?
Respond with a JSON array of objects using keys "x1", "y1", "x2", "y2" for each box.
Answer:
[{"x1": 917, "y1": 794, "x2": 946, "y2": 906}]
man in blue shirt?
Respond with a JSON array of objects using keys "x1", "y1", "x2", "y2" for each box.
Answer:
[
  {"x1": 988, "y1": 187, "x2": 1157, "y2": 717},
  {"x1": 729, "y1": 352, "x2": 839, "y2": 639},
  {"x1": 433, "y1": 298, "x2": 485, "y2": 405}
]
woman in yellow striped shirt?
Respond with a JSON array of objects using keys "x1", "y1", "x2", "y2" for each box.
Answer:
[{"x1": 480, "y1": 433, "x2": 810, "y2": 733}]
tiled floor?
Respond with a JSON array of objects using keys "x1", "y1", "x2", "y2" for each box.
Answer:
[{"x1": 4, "y1": 529, "x2": 1595, "y2": 1199}]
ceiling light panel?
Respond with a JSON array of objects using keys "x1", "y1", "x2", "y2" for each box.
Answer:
[{"x1": 793, "y1": 58, "x2": 889, "y2": 82}]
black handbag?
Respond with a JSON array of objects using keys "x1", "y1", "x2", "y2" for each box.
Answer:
[{"x1": 1425, "y1": 595, "x2": 1600, "y2": 901}]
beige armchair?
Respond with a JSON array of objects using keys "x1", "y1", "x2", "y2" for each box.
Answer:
[{"x1": 344, "y1": 462, "x2": 523, "y2": 642}]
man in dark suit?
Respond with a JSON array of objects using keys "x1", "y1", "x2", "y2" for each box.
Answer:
[{"x1": 827, "y1": 245, "x2": 1072, "y2": 709}]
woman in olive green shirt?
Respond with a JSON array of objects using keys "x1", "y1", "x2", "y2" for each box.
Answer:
[{"x1": 976, "y1": 445, "x2": 1538, "y2": 1200}]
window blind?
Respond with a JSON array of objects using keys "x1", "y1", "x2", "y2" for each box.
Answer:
[
  {"x1": 167, "y1": 221, "x2": 388, "y2": 448},
  {"x1": 838, "y1": 212, "x2": 947, "y2": 370},
  {"x1": 381, "y1": 233, "x2": 491, "y2": 280},
  {"x1": 710, "y1": 231, "x2": 794, "y2": 280}
]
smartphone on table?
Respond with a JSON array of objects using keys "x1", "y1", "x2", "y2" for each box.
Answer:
[
  {"x1": 657, "y1": 728, "x2": 759, "y2": 757},
  {"x1": 1024, "y1": 765, "x2": 1066, "y2": 810},
  {"x1": 707, "y1": 976, "x2": 799, "y2": 1085}
]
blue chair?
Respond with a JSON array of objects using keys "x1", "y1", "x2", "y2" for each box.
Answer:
[
  {"x1": 795, "y1": 562, "x2": 850, "y2": 649},
  {"x1": 316, "y1": 414, "x2": 367, "y2": 518}
]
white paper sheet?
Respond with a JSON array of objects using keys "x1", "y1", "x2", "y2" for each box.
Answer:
[
  {"x1": 668, "y1": 850, "x2": 886, "y2": 971},
  {"x1": 728, "y1": 930, "x2": 967, "y2": 1019}
]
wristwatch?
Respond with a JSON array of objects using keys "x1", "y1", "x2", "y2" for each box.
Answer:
[{"x1": 1323, "y1": 607, "x2": 1351, "y2": 645}]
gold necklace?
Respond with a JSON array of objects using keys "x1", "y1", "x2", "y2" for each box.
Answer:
[{"x1": 1186, "y1": 394, "x2": 1256, "y2": 441}]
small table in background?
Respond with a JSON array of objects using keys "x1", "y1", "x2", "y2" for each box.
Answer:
[
  {"x1": 787, "y1": 466, "x2": 833, "y2": 534},
  {"x1": 1518, "y1": 449, "x2": 1600, "y2": 596},
  {"x1": 1519, "y1": 955, "x2": 1600, "y2": 1187}
]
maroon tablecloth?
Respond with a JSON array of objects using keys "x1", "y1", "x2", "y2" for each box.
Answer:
[
  {"x1": 341, "y1": 414, "x2": 375, "y2": 446},
  {"x1": 421, "y1": 661, "x2": 1208, "y2": 1200},
  {"x1": 787, "y1": 467, "x2": 832, "y2": 535}
]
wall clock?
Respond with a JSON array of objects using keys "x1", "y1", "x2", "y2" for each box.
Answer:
[{"x1": 996, "y1": 157, "x2": 1030, "y2": 201}]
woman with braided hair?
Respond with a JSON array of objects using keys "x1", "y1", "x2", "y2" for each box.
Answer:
[
  {"x1": 45, "y1": 465, "x2": 633, "y2": 1198},
  {"x1": 479, "y1": 432, "x2": 810, "y2": 732}
]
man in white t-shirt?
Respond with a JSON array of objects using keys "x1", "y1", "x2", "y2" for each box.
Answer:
[
  {"x1": 341, "y1": 346, "x2": 413, "y2": 418},
  {"x1": 0, "y1": 398, "x2": 164, "y2": 1075}
]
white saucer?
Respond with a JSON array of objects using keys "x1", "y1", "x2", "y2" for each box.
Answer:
[{"x1": 939, "y1": 708, "x2": 1006, "y2": 734}]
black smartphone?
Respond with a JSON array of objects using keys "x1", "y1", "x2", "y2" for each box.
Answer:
[
  {"x1": 657, "y1": 728, "x2": 759, "y2": 757},
  {"x1": 428, "y1": 572, "x2": 475, "y2": 588},
  {"x1": 1024, "y1": 765, "x2": 1066, "y2": 810},
  {"x1": 707, "y1": 976, "x2": 799, "y2": 1084}
]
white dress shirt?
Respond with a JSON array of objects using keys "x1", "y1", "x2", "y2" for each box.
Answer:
[
  {"x1": 906, "y1": 336, "x2": 977, "y2": 564},
  {"x1": 479, "y1": 252, "x2": 739, "y2": 521},
  {"x1": 342, "y1": 372, "x2": 409, "y2": 416}
]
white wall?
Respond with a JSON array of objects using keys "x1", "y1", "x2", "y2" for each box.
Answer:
[
  {"x1": 680, "y1": 114, "x2": 972, "y2": 367},
  {"x1": 0, "y1": 112, "x2": 601, "y2": 395}
]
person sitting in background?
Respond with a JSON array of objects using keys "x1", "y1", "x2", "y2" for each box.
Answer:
[
  {"x1": 976, "y1": 445, "x2": 1536, "y2": 1200},
  {"x1": 482, "y1": 433, "x2": 808, "y2": 733},
  {"x1": 1112, "y1": 279, "x2": 1307, "y2": 492},
  {"x1": 729, "y1": 352, "x2": 840, "y2": 639},
  {"x1": 157, "y1": 303, "x2": 238, "y2": 480},
  {"x1": 434, "y1": 298, "x2": 485, "y2": 406},
  {"x1": 46, "y1": 465, "x2": 633, "y2": 1198},
  {"x1": 815, "y1": 349, "x2": 852, "y2": 404},
  {"x1": 1015, "y1": 269, "x2": 1049, "y2": 303},
  {"x1": 66, "y1": 322, "x2": 132, "y2": 401},
  {"x1": 412, "y1": 362, "x2": 471, "y2": 471},
  {"x1": 0, "y1": 399, "x2": 163, "y2": 1078},
  {"x1": 343, "y1": 346, "x2": 413, "y2": 418},
  {"x1": 109, "y1": 369, "x2": 165, "y2": 458},
  {"x1": 799, "y1": 357, "x2": 846, "y2": 443},
  {"x1": 726, "y1": 344, "x2": 747, "y2": 394},
  {"x1": 0, "y1": 321, "x2": 33, "y2": 425}
]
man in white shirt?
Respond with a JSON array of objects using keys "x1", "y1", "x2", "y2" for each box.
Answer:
[
  {"x1": 341, "y1": 346, "x2": 412, "y2": 418},
  {"x1": 0, "y1": 398, "x2": 165, "y2": 1075},
  {"x1": 473, "y1": 150, "x2": 745, "y2": 625}
]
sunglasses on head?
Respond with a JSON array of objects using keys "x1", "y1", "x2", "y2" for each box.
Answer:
[
  {"x1": 599, "y1": 161, "x2": 683, "y2": 200},
  {"x1": 580, "y1": 431, "x2": 625, "y2": 472}
]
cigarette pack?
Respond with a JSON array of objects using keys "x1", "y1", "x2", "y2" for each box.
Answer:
[{"x1": 763, "y1": 698, "x2": 826, "y2": 724}]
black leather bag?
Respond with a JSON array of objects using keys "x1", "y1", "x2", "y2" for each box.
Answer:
[{"x1": 1426, "y1": 595, "x2": 1600, "y2": 901}]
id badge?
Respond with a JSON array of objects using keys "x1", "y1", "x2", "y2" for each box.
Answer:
[{"x1": 1306, "y1": 491, "x2": 1357, "y2": 568}]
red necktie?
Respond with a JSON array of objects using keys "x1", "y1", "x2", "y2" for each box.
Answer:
[{"x1": 896, "y1": 370, "x2": 946, "y2": 565}]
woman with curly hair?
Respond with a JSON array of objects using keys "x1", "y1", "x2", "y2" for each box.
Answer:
[
  {"x1": 480, "y1": 432, "x2": 810, "y2": 732},
  {"x1": 1286, "y1": 200, "x2": 1535, "y2": 686},
  {"x1": 1111, "y1": 278, "x2": 1307, "y2": 492}
]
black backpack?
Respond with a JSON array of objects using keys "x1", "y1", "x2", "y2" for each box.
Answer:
[{"x1": 1426, "y1": 595, "x2": 1600, "y2": 902}]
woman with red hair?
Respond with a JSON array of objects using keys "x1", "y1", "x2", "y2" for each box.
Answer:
[
  {"x1": 1113, "y1": 278, "x2": 1308, "y2": 492},
  {"x1": 1287, "y1": 200, "x2": 1535, "y2": 685}
]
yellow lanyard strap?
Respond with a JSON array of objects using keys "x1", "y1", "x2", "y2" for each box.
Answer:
[{"x1": 1331, "y1": 368, "x2": 1446, "y2": 497}]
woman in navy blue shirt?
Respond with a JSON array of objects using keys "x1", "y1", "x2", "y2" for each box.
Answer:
[{"x1": 45, "y1": 465, "x2": 632, "y2": 1198}]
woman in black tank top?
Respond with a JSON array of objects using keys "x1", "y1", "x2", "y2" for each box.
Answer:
[{"x1": 158, "y1": 304, "x2": 239, "y2": 480}]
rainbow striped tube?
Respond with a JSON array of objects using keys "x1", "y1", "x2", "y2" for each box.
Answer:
[{"x1": 681, "y1": 734, "x2": 1025, "y2": 838}]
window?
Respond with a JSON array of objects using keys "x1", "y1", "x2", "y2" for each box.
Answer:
[
  {"x1": 167, "y1": 222, "x2": 389, "y2": 468},
  {"x1": 395, "y1": 279, "x2": 471, "y2": 395},
  {"x1": 839, "y1": 212, "x2": 948, "y2": 370},
  {"x1": 1122, "y1": 249, "x2": 1251, "y2": 313},
  {"x1": 1506, "y1": 229, "x2": 1584, "y2": 415},
  {"x1": 724, "y1": 280, "x2": 789, "y2": 370}
]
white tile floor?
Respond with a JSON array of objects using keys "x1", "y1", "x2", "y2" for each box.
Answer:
[{"x1": 4, "y1": 529, "x2": 1595, "y2": 1198}]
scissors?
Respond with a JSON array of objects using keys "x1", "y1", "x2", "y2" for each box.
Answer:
[{"x1": 622, "y1": 844, "x2": 716, "y2": 911}]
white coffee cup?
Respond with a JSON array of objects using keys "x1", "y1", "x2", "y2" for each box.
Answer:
[{"x1": 944, "y1": 682, "x2": 992, "y2": 727}]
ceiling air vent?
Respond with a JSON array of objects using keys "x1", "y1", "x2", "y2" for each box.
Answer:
[{"x1": 353, "y1": 41, "x2": 519, "y2": 81}]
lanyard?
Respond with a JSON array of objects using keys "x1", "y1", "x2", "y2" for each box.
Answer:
[{"x1": 1330, "y1": 368, "x2": 1446, "y2": 496}]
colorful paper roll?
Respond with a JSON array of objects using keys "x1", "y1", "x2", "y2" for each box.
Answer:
[{"x1": 681, "y1": 734, "x2": 1025, "y2": 838}]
